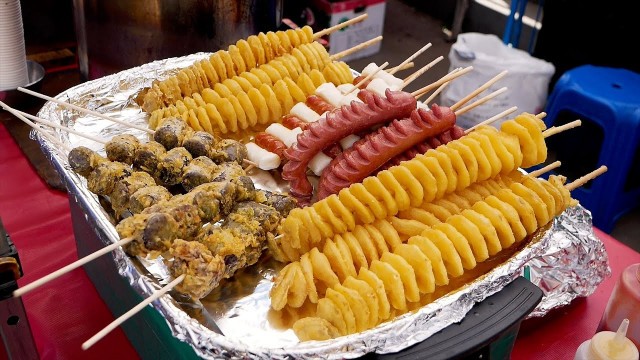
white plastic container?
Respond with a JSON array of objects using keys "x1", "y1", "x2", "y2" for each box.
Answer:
[{"x1": 574, "y1": 319, "x2": 639, "y2": 360}]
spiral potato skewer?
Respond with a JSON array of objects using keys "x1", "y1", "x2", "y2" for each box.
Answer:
[
  {"x1": 271, "y1": 113, "x2": 548, "y2": 262},
  {"x1": 289, "y1": 174, "x2": 574, "y2": 340},
  {"x1": 269, "y1": 172, "x2": 530, "y2": 309},
  {"x1": 148, "y1": 55, "x2": 353, "y2": 135},
  {"x1": 141, "y1": 27, "x2": 315, "y2": 112}
]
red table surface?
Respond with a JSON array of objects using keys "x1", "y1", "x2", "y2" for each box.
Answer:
[{"x1": 0, "y1": 122, "x2": 638, "y2": 359}]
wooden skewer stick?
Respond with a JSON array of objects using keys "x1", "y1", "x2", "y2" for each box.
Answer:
[
  {"x1": 528, "y1": 161, "x2": 562, "y2": 178},
  {"x1": 387, "y1": 62, "x2": 415, "y2": 74},
  {"x1": 313, "y1": 14, "x2": 368, "y2": 39},
  {"x1": 17, "y1": 87, "x2": 155, "y2": 135},
  {"x1": 536, "y1": 112, "x2": 547, "y2": 119},
  {"x1": 329, "y1": 36, "x2": 383, "y2": 61},
  {"x1": 422, "y1": 68, "x2": 461, "y2": 105},
  {"x1": 542, "y1": 120, "x2": 582, "y2": 138},
  {"x1": 411, "y1": 66, "x2": 474, "y2": 98},
  {"x1": 0, "y1": 101, "x2": 71, "y2": 152},
  {"x1": 273, "y1": 234, "x2": 283, "y2": 241},
  {"x1": 450, "y1": 70, "x2": 508, "y2": 112},
  {"x1": 347, "y1": 62, "x2": 390, "y2": 94},
  {"x1": 14, "y1": 109, "x2": 108, "y2": 144},
  {"x1": 82, "y1": 274, "x2": 186, "y2": 350},
  {"x1": 454, "y1": 87, "x2": 508, "y2": 116},
  {"x1": 401, "y1": 56, "x2": 445, "y2": 89},
  {"x1": 464, "y1": 106, "x2": 518, "y2": 134},
  {"x1": 389, "y1": 43, "x2": 432, "y2": 75},
  {"x1": 565, "y1": 166, "x2": 608, "y2": 191},
  {"x1": 13, "y1": 237, "x2": 134, "y2": 298}
]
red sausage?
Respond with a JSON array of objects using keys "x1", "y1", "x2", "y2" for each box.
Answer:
[
  {"x1": 254, "y1": 132, "x2": 288, "y2": 159},
  {"x1": 317, "y1": 104, "x2": 456, "y2": 199},
  {"x1": 378, "y1": 125, "x2": 465, "y2": 170},
  {"x1": 282, "y1": 115, "x2": 310, "y2": 130},
  {"x1": 282, "y1": 89, "x2": 417, "y2": 198},
  {"x1": 306, "y1": 95, "x2": 335, "y2": 115},
  {"x1": 352, "y1": 75, "x2": 372, "y2": 89}
]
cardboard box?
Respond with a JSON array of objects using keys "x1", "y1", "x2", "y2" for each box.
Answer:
[{"x1": 311, "y1": 0, "x2": 386, "y2": 62}]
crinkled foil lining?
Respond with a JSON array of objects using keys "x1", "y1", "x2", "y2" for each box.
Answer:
[{"x1": 34, "y1": 53, "x2": 611, "y2": 359}]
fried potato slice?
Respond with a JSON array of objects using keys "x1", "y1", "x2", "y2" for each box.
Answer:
[
  {"x1": 293, "y1": 317, "x2": 341, "y2": 341},
  {"x1": 334, "y1": 284, "x2": 370, "y2": 333},
  {"x1": 316, "y1": 297, "x2": 347, "y2": 335},
  {"x1": 433, "y1": 223, "x2": 476, "y2": 270},
  {"x1": 324, "y1": 240, "x2": 353, "y2": 282},
  {"x1": 381, "y1": 252, "x2": 420, "y2": 303},
  {"x1": 300, "y1": 253, "x2": 319, "y2": 303},
  {"x1": 370, "y1": 260, "x2": 406, "y2": 311},
  {"x1": 393, "y1": 244, "x2": 435, "y2": 294},
  {"x1": 407, "y1": 236, "x2": 449, "y2": 286},
  {"x1": 325, "y1": 288, "x2": 356, "y2": 334},
  {"x1": 447, "y1": 214, "x2": 489, "y2": 262},
  {"x1": 309, "y1": 247, "x2": 340, "y2": 288},
  {"x1": 270, "y1": 264, "x2": 296, "y2": 310},
  {"x1": 343, "y1": 276, "x2": 379, "y2": 328},
  {"x1": 358, "y1": 268, "x2": 391, "y2": 321}
]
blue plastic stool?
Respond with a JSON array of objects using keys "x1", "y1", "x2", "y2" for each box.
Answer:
[{"x1": 542, "y1": 65, "x2": 640, "y2": 233}]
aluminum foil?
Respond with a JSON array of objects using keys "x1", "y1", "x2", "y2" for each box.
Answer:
[{"x1": 34, "y1": 54, "x2": 611, "y2": 359}]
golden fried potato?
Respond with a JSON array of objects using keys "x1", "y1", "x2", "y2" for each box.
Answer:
[
  {"x1": 209, "y1": 53, "x2": 228, "y2": 82},
  {"x1": 195, "y1": 107, "x2": 213, "y2": 133},
  {"x1": 370, "y1": 260, "x2": 406, "y2": 311},
  {"x1": 407, "y1": 236, "x2": 449, "y2": 286},
  {"x1": 210, "y1": 97, "x2": 237, "y2": 133},
  {"x1": 362, "y1": 177, "x2": 398, "y2": 218},
  {"x1": 433, "y1": 223, "x2": 476, "y2": 270},
  {"x1": 414, "y1": 154, "x2": 448, "y2": 200},
  {"x1": 258, "y1": 32, "x2": 274, "y2": 62},
  {"x1": 300, "y1": 253, "x2": 319, "y2": 303},
  {"x1": 339, "y1": 188, "x2": 375, "y2": 225},
  {"x1": 293, "y1": 317, "x2": 341, "y2": 341},
  {"x1": 447, "y1": 214, "x2": 489, "y2": 262},
  {"x1": 270, "y1": 264, "x2": 297, "y2": 310},
  {"x1": 334, "y1": 236, "x2": 357, "y2": 277},
  {"x1": 259, "y1": 84, "x2": 282, "y2": 124},
  {"x1": 334, "y1": 283, "x2": 370, "y2": 333},
  {"x1": 358, "y1": 268, "x2": 391, "y2": 321},
  {"x1": 495, "y1": 188, "x2": 538, "y2": 235},
  {"x1": 204, "y1": 103, "x2": 227, "y2": 133},
  {"x1": 390, "y1": 217, "x2": 429, "y2": 238},
  {"x1": 324, "y1": 240, "x2": 353, "y2": 282},
  {"x1": 352, "y1": 225, "x2": 379, "y2": 265},
  {"x1": 394, "y1": 244, "x2": 435, "y2": 294},
  {"x1": 367, "y1": 220, "x2": 396, "y2": 253},
  {"x1": 236, "y1": 92, "x2": 258, "y2": 128},
  {"x1": 403, "y1": 160, "x2": 438, "y2": 204},
  {"x1": 247, "y1": 88, "x2": 270, "y2": 125},
  {"x1": 316, "y1": 297, "x2": 347, "y2": 335},
  {"x1": 309, "y1": 247, "x2": 340, "y2": 288},
  {"x1": 201, "y1": 88, "x2": 221, "y2": 104},
  {"x1": 461, "y1": 209, "x2": 502, "y2": 256},
  {"x1": 485, "y1": 195, "x2": 528, "y2": 242},
  {"x1": 287, "y1": 263, "x2": 308, "y2": 308},
  {"x1": 227, "y1": 95, "x2": 249, "y2": 130},
  {"x1": 343, "y1": 276, "x2": 379, "y2": 328},
  {"x1": 325, "y1": 288, "x2": 356, "y2": 334},
  {"x1": 247, "y1": 35, "x2": 266, "y2": 65},
  {"x1": 273, "y1": 79, "x2": 295, "y2": 114},
  {"x1": 350, "y1": 183, "x2": 387, "y2": 220},
  {"x1": 509, "y1": 183, "x2": 549, "y2": 227},
  {"x1": 378, "y1": 170, "x2": 411, "y2": 212},
  {"x1": 381, "y1": 252, "x2": 420, "y2": 303},
  {"x1": 340, "y1": 233, "x2": 368, "y2": 271}
]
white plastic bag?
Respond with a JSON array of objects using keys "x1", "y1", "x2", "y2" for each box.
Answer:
[{"x1": 440, "y1": 32, "x2": 555, "y2": 129}]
